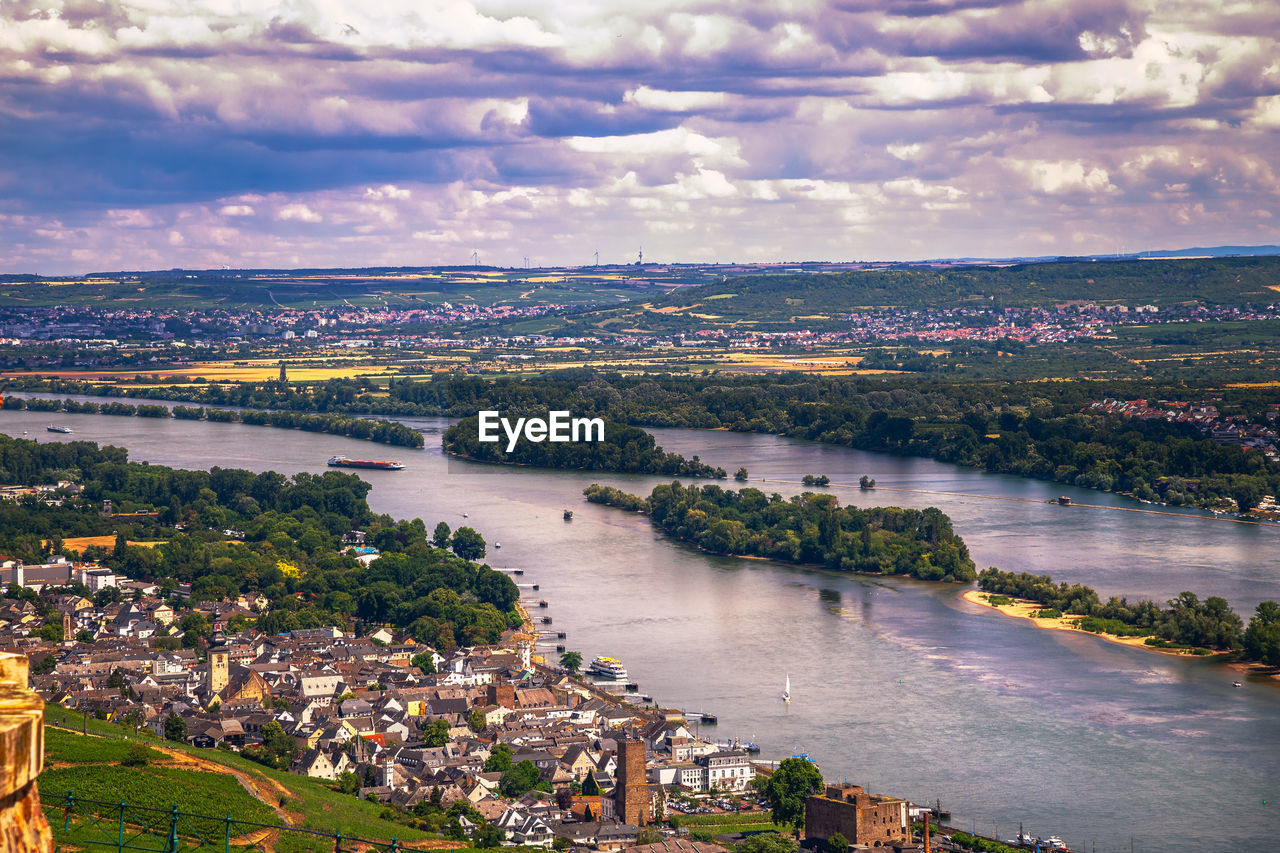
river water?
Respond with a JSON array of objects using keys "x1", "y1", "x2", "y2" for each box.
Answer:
[{"x1": 6, "y1": 408, "x2": 1279, "y2": 851}]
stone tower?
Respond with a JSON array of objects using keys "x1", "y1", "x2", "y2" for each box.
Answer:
[
  {"x1": 614, "y1": 737, "x2": 648, "y2": 826},
  {"x1": 206, "y1": 636, "x2": 229, "y2": 697}
]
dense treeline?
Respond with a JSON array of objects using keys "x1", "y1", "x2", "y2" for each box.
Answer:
[
  {"x1": 585, "y1": 481, "x2": 976, "y2": 581},
  {"x1": 2, "y1": 396, "x2": 423, "y2": 448},
  {"x1": 14, "y1": 370, "x2": 1280, "y2": 508},
  {"x1": 443, "y1": 416, "x2": 725, "y2": 477},
  {"x1": 977, "y1": 568, "x2": 1280, "y2": 662},
  {"x1": 416, "y1": 372, "x2": 1280, "y2": 510},
  {"x1": 0, "y1": 434, "x2": 517, "y2": 648}
]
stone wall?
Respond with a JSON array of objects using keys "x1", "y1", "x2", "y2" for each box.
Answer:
[{"x1": 0, "y1": 653, "x2": 52, "y2": 852}]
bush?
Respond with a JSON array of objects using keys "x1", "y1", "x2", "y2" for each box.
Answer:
[{"x1": 120, "y1": 743, "x2": 150, "y2": 767}]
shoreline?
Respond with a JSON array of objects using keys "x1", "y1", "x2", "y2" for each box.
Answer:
[{"x1": 960, "y1": 589, "x2": 1224, "y2": 659}]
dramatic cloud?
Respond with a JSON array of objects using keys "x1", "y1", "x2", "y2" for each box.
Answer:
[{"x1": 0, "y1": 0, "x2": 1277, "y2": 272}]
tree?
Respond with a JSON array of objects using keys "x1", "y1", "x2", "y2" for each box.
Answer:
[
  {"x1": 737, "y1": 835, "x2": 799, "y2": 853},
  {"x1": 432, "y1": 521, "x2": 452, "y2": 549},
  {"x1": 764, "y1": 757, "x2": 823, "y2": 835},
  {"x1": 337, "y1": 771, "x2": 360, "y2": 794},
  {"x1": 859, "y1": 475, "x2": 875, "y2": 489},
  {"x1": 451, "y1": 527, "x2": 486, "y2": 561},
  {"x1": 735, "y1": 468, "x2": 749, "y2": 482},
  {"x1": 1232, "y1": 480, "x2": 1264, "y2": 513},
  {"x1": 412, "y1": 652, "x2": 437, "y2": 674},
  {"x1": 107, "y1": 667, "x2": 126, "y2": 689},
  {"x1": 473, "y1": 823, "x2": 505, "y2": 849},
  {"x1": 827, "y1": 833, "x2": 848, "y2": 853},
  {"x1": 484, "y1": 742, "x2": 512, "y2": 773},
  {"x1": 164, "y1": 713, "x2": 188, "y2": 742},
  {"x1": 499, "y1": 760, "x2": 542, "y2": 797},
  {"x1": 1244, "y1": 600, "x2": 1280, "y2": 666},
  {"x1": 262, "y1": 720, "x2": 297, "y2": 766},
  {"x1": 582, "y1": 773, "x2": 599, "y2": 796},
  {"x1": 559, "y1": 650, "x2": 583, "y2": 675},
  {"x1": 555, "y1": 787, "x2": 574, "y2": 810},
  {"x1": 468, "y1": 709, "x2": 487, "y2": 733},
  {"x1": 423, "y1": 717, "x2": 451, "y2": 747}
]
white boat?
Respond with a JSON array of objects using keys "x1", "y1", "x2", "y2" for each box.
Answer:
[
  {"x1": 46, "y1": 424, "x2": 73, "y2": 434},
  {"x1": 783, "y1": 674, "x2": 791, "y2": 703},
  {"x1": 587, "y1": 656, "x2": 628, "y2": 680}
]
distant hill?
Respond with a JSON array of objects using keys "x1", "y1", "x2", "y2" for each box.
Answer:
[
  {"x1": 1128, "y1": 245, "x2": 1280, "y2": 259},
  {"x1": 527, "y1": 256, "x2": 1280, "y2": 336}
]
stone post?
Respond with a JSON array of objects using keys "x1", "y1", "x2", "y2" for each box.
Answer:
[{"x1": 0, "y1": 653, "x2": 52, "y2": 852}]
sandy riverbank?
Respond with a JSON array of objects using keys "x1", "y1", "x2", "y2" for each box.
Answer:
[{"x1": 960, "y1": 589, "x2": 1213, "y2": 658}]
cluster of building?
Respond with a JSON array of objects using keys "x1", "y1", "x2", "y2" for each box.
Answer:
[{"x1": 1087, "y1": 398, "x2": 1280, "y2": 458}]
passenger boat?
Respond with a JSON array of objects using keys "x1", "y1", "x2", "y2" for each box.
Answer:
[
  {"x1": 46, "y1": 425, "x2": 73, "y2": 434},
  {"x1": 327, "y1": 455, "x2": 405, "y2": 470},
  {"x1": 588, "y1": 656, "x2": 628, "y2": 680}
]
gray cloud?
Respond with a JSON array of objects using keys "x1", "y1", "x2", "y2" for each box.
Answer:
[{"x1": 0, "y1": 0, "x2": 1276, "y2": 273}]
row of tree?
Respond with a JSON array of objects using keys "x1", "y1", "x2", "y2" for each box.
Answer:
[
  {"x1": 3, "y1": 396, "x2": 423, "y2": 448},
  {"x1": 977, "y1": 567, "x2": 1280, "y2": 662},
  {"x1": 585, "y1": 481, "x2": 976, "y2": 581},
  {"x1": 443, "y1": 415, "x2": 725, "y2": 478}
]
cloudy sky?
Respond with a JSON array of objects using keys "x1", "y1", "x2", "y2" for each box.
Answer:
[{"x1": 1, "y1": 0, "x2": 1278, "y2": 274}]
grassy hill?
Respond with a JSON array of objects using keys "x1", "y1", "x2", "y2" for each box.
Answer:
[{"x1": 40, "y1": 711, "x2": 440, "y2": 850}]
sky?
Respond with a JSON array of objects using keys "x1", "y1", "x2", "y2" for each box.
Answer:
[{"x1": 1, "y1": 0, "x2": 1278, "y2": 275}]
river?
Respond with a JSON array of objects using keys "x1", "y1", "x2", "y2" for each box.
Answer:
[{"x1": 6, "y1": 408, "x2": 1279, "y2": 851}]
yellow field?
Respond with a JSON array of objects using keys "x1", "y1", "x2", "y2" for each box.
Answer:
[
  {"x1": 52, "y1": 536, "x2": 166, "y2": 553},
  {"x1": 1, "y1": 360, "x2": 392, "y2": 383}
]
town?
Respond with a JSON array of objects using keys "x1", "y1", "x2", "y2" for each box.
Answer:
[{"x1": 3, "y1": 546, "x2": 950, "y2": 853}]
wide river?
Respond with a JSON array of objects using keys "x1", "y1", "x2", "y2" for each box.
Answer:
[{"x1": 6, "y1": 407, "x2": 1279, "y2": 851}]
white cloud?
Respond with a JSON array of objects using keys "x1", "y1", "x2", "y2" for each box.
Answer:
[{"x1": 277, "y1": 204, "x2": 323, "y2": 223}]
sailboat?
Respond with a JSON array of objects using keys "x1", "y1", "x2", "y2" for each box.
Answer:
[{"x1": 782, "y1": 674, "x2": 791, "y2": 703}]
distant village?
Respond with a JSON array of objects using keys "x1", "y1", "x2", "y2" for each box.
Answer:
[
  {"x1": 1087, "y1": 397, "x2": 1280, "y2": 460},
  {"x1": 2, "y1": 543, "x2": 934, "y2": 852},
  {"x1": 2, "y1": 298, "x2": 1279, "y2": 357}
]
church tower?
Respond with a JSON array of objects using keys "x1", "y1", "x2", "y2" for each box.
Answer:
[{"x1": 207, "y1": 635, "x2": 229, "y2": 697}]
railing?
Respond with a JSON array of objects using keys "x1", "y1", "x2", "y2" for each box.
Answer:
[{"x1": 47, "y1": 791, "x2": 413, "y2": 853}]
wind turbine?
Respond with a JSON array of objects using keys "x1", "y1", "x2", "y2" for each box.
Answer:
[{"x1": 594, "y1": 250, "x2": 599, "y2": 266}]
